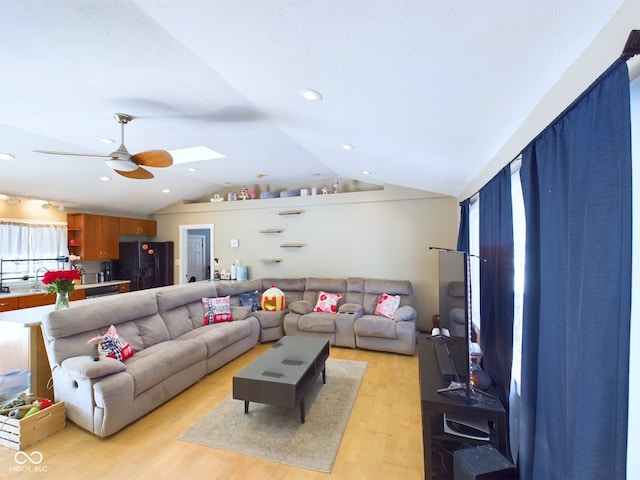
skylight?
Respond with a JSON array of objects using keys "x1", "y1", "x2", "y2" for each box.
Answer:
[{"x1": 169, "y1": 146, "x2": 226, "y2": 164}]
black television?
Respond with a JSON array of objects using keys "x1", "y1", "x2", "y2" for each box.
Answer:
[{"x1": 431, "y1": 248, "x2": 479, "y2": 404}]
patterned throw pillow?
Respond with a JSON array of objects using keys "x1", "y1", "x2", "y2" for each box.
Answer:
[
  {"x1": 313, "y1": 291, "x2": 342, "y2": 313},
  {"x1": 202, "y1": 296, "x2": 234, "y2": 324},
  {"x1": 239, "y1": 290, "x2": 261, "y2": 311},
  {"x1": 87, "y1": 325, "x2": 135, "y2": 361},
  {"x1": 374, "y1": 293, "x2": 401, "y2": 318}
]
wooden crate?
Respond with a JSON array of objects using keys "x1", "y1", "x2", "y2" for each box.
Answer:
[{"x1": 0, "y1": 402, "x2": 65, "y2": 450}]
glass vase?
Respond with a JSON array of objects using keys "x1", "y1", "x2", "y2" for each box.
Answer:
[{"x1": 55, "y1": 291, "x2": 70, "y2": 310}]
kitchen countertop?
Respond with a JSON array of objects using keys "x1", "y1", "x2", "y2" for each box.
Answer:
[
  {"x1": 0, "y1": 280, "x2": 130, "y2": 299},
  {"x1": 0, "y1": 280, "x2": 131, "y2": 327}
]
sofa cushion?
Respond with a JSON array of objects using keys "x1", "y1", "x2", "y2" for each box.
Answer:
[
  {"x1": 156, "y1": 282, "x2": 218, "y2": 312},
  {"x1": 253, "y1": 310, "x2": 286, "y2": 329},
  {"x1": 125, "y1": 339, "x2": 206, "y2": 396},
  {"x1": 160, "y1": 305, "x2": 193, "y2": 339},
  {"x1": 289, "y1": 300, "x2": 313, "y2": 315},
  {"x1": 362, "y1": 279, "x2": 412, "y2": 314},
  {"x1": 177, "y1": 320, "x2": 254, "y2": 358},
  {"x1": 375, "y1": 293, "x2": 401, "y2": 318},
  {"x1": 298, "y1": 312, "x2": 336, "y2": 333},
  {"x1": 354, "y1": 315, "x2": 398, "y2": 339},
  {"x1": 203, "y1": 296, "x2": 233, "y2": 324},
  {"x1": 313, "y1": 291, "x2": 342, "y2": 313}
]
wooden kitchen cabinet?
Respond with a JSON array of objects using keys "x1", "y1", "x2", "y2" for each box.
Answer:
[
  {"x1": 67, "y1": 213, "x2": 119, "y2": 260},
  {"x1": 119, "y1": 217, "x2": 157, "y2": 236},
  {"x1": 0, "y1": 296, "x2": 19, "y2": 312}
]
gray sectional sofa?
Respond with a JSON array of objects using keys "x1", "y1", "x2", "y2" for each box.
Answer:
[
  {"x1": 40, "y1": 276, "x2": 417, "y2": 438},
  {"x1": 41, "y1": 281, "x2": 260, "y2": 438},
  {"x1": 282, "y1": 277, "x2": 417, "y2": 355}
]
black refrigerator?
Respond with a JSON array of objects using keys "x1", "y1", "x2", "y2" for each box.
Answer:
[{"x1": 115, "y1": 241, "x2": 174, "y2": 291}]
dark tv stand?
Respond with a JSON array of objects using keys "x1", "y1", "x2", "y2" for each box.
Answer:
[{"x1": 419, "y1": 334, "x2": 508, "y2": 479}]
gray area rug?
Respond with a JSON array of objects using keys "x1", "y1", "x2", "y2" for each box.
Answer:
[{"x1": 179, "y1": 358, "x2": 367, "y2": 473}]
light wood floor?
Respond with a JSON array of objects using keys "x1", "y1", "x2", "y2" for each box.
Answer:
[{"x1": 0, "y1": 343, "x2": 424, "y2": 479}]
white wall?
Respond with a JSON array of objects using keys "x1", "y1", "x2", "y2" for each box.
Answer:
[
  {"x1": 153, "y1": 185, "x2": 459, "y2": 333},
  {"x1": 461, "y1": 0, "x2": 640, "y2": 200}
]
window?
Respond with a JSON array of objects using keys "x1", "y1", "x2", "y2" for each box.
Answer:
[
  {"x1": 510, "y1": 162, "x2": 525, "y2": 398},
  {"x1": 0, "y1": 220, "x2": 69, "y2": 287},
  {"x1": 469, "y1": 195, "x2": 481, "y2": 339}
]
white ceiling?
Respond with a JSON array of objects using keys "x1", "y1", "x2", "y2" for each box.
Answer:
[{"x1": 0, "y1": 0, "x2": 631, "y2": 215}]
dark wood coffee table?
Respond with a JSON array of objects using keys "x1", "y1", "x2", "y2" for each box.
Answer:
[{"x1": 232, "y1": 336, "x2": 330, "y2": 423}]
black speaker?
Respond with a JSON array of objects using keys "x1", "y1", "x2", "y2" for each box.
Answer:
[{"x1": 453, "y1": 445, "x2": 516, "y2": 480}]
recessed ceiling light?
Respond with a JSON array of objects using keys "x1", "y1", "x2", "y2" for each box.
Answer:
[
  {"x1": 100, "y1": 176, "x2": 111, "y2": 182},
  {"x1": 100, "y1": 137, "x2": 116, "y2": 144},
  {"x1": 341, "y1": 144, "x2": 355, "y2": 151},
  {"x1": 0, "y1": 152, "x2": 15, "y2": 160},
  {"x1": 299, "y1": 88, "x2": 323, "y2": 101},
  {"x1": 162, "y1": 189, "x2": 170, "y2": 193},
  {"x1": 362, "y1": 170, "x2": 372, "y2": 175},
  {"x1": 188, "y1": 167, "x2": 198, "y2": 172}
]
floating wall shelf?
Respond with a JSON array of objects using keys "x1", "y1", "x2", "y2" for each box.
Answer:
[
  {"x1": 260, "y1": 228, "x2": 285, "y2": 233},
  {"x1": 278, "y1": 210, "x2": 304, "y2": 215},
  {"x1": 280, "y1": 243, "x2": 305, "y2": 248},
  {"x1": 260, "y1": 258, "x2": 283, "y2": 263}
]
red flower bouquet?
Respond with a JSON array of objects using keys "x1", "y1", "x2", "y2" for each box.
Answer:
[{"x1": 42, "y1": 269, "x2": 82, "y2": 294}]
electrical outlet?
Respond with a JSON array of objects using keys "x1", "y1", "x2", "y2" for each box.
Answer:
[{"x1": 230, "y1": 238, "x2": 239, "y2": 248}]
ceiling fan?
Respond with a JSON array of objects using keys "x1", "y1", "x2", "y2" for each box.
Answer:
[{"x1": 34, "y1": 113, "x2": 173, "y2": 179}]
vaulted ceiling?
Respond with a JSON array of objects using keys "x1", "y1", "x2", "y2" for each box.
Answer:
[{"x1": 0, "y1": 0, "x2": 633, "y2": 215}]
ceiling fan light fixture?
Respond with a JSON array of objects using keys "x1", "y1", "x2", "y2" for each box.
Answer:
[{"x1": 105, "y1": 159, "x2": 138, "y2": 172}]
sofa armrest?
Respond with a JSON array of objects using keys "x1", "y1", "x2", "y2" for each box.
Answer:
[
  {"x1": 392, "y1": 305, "x2": 417, "y2": 322},
  {"x1": 338, "y1": 303, "x2": 364, "y2": 315},
  {"x1": 61, "y1": 356, "x2": 126, "y2": 379},
  {"x1": 289, "y1": 300, "x2": 314, "y2": 315}
]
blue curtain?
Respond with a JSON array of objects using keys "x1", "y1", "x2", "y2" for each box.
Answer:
[
  {"x1": 479, "y1": 165, "x2": 514, "y2": 408},
  {"x1": 457, "y1": 199, "x2": 470, "y2": 252},
  {"x1": 518, "y1": 60, "x2": 631, "y2": 479}
]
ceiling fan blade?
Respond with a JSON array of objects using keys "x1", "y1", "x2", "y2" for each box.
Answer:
[
  {"x1": 131, "y1": 150, "x2": 173, "y2": 168},
  {"x1": 115, "y1": 166, "x2": 154, "y2": 180},
  {"x1": 34, "y1": 149, "x2": 113, "y2": 158}
]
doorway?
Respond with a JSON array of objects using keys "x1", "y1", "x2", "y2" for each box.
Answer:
[{"x1": 178, "y1": 224, "x2": 215, "y2": 284}]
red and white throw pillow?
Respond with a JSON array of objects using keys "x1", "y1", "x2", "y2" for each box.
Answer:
[
  {"x1": 87, "y1": 325, "x2": 135, "y2": 361},
  {"x1": 202, "y1": 296, "x2": 234, "y2": 324},
  {"x1": 375, "y1": 293, "x2": 401, "y2": 318},
  {"x1": 313, "y1": 291, "x2": 342, "y2": 313}
]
